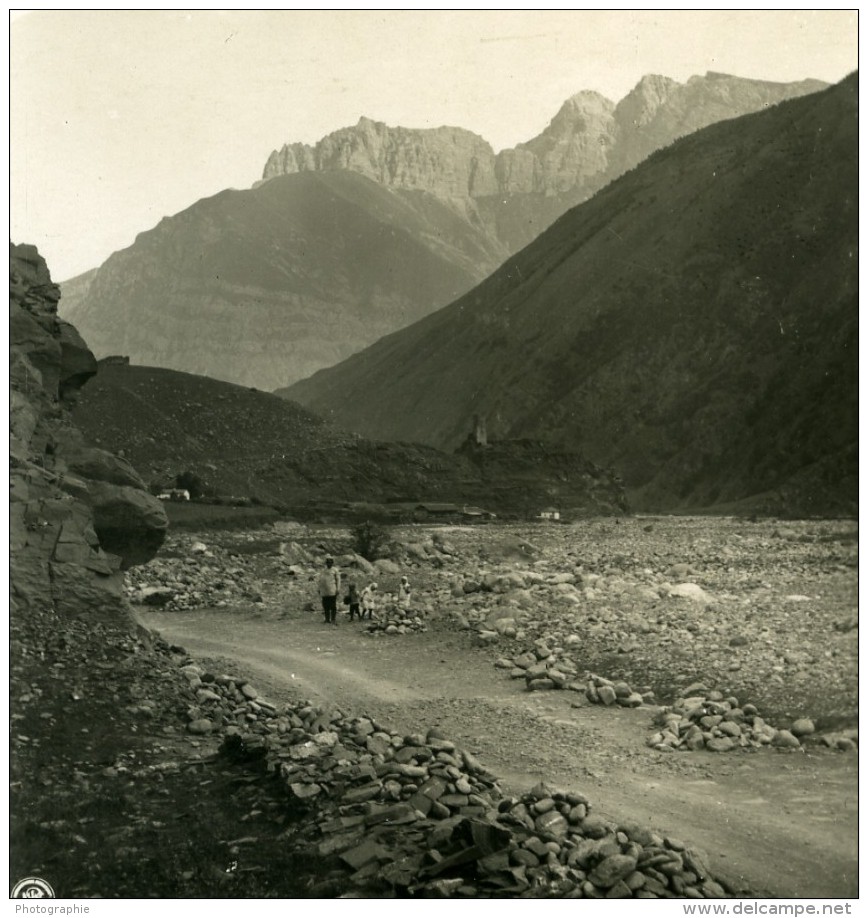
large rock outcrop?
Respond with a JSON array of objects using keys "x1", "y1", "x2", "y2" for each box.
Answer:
[
  {"x1": 263, "y1": 72, "x2": 826, "y2": 208},
  {"x1": 264, "y1": 119, "x2": 500, "y2": 198},
  {"x1": 10, "y1": 243, "x2": 168, "y2": 622}
]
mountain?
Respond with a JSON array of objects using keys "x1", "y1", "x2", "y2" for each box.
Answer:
[
  {"x1": 263, "y1": 73, "x2": 827, "y2": 250},
  {"x1": 60, "y1": 171, "x2": 507, "y2": 390},
  {"x1": 282, "y1": 74, "x2": 858, "y2": 517},
  {"x1": 70, "y1": 361, "x2": 627, "y2": 518},
  {"x1": 53, "y1": 265, "x2": 97, "y2": 316},
  {"x1": 61, "y1": 72, "x2": 824, "y2": 391}
]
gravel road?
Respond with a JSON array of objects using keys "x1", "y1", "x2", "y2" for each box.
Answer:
[{"x1": 141, "y1": 606, "x2": 858, "y2": 898}]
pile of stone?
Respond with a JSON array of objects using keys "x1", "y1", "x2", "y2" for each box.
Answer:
[
  {"x1": 170, "y1": 656, "x2": 745, "y2": 897},
  {"x1": 291, "y1": 778, "x2": 743, "y2": 898},
  {"x1": 394, "y1": 532, "x2": 461, "y2": 568},
  {"x1": 646, "y1": 688, "x2": 827, "y2": 753},
  {"x1": 174, "y1": 663, "x2": 279, "y2": 735},
  {"x1": 493, "y1": 637, "x2": 584, "y2": 692},
  {"x1": 228, "y1": 707, "x2": 742, "y2": 895},
  {"x1": 126, "y1": 538, "x2": 264, "y2": 611},
  {"x1": 363, "y1": 608, "x2": 429, "y2": 636},
  {"x1": 584, "y1": 673, "x2": 656, "y2": 708}
]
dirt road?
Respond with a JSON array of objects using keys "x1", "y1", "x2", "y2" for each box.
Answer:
[{"x1": 140, "y1": 605, "x2": 858, "y2": 899}]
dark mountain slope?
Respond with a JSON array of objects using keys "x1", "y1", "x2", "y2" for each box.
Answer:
[
  {"x1": 71, "y1": 362, "x2": 626, "y2": 517},
  {"x1": 62, "y1": 171, "x2": 507, "y2": 391},
  {"x1": 62, "y1": 73, "x2": 824, "y2": 394},
  {"x1": 283, "y1": 75, "x2": 857, "y2": 515}
]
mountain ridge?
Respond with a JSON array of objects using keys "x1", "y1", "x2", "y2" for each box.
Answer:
[
  {"x1": 60, "y1": 70, "x2": 828, "y2": 392},
  {"x1": 60, "y1": 170, "x2": 507, "y2": 390},
  {"x1": 281, "y1": 74, "x2": 857, "y2": 516},
  {"x1": 263, "y1": 72, "x2": 827, "y2": 204}
]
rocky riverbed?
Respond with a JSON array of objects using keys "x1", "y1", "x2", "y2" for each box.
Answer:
[
  {"x1": 14, "y1": 515, "x2": 858, "y2": 898},
  {"x1": 128, "y1": 516, "x2": 858, "y2": 733}
]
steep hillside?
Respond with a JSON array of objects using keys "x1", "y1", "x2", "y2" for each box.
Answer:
[
  {"x1": 61, "y1": 73, "x2": 823, "y2": 392},
  {"x1": 71, "y1": 362, "x2": 626, "y2": 518},
  {"x1": 61, "y1": 171, "x2": 507, "y2": 391},
  {"x1": 283, "y1": 75, "x2": 858, "y2": 516},
  {"x1": 52, "y1": 265, "x2": 97, "y2": 312}
]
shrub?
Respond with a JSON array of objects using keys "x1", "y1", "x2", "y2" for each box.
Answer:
[
  {"x1": 351, "y1": 520, "x2": 391, "y2": 561},
  {"x1": 175, "y1": 470, "x2": 204, "y2": 499}
]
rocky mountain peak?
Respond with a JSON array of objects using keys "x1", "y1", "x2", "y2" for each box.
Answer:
[
  {"x1": 263, "y1": 118, "x2": 496, "y2": 198},
  {"x1": 262, "y1": 72, "x2": 825, "y2": 206},
  {"x1": 555, "y1": 89, "x2": 615, "y2": 118},
  {"x1": 616, "y1": 74, "x2": 679, "y2": 127}
]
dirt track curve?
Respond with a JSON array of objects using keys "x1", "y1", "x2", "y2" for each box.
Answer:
[{"x1": 140, "y1": 606, "x2": 858, "y2": 899}]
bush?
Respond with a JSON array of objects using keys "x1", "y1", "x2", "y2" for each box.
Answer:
[
  {"x1": 175, "y1": 470, "x2": 204, "y2": 499},
  {"x1": 351, "y1": 520, "x2": 391, "y2": 561}
]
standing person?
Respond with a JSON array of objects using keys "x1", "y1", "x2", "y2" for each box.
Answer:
[
  {"x1": 318, "y1": 555, "x2": 341, "y2": 625},
  {"x1": 360, "y1": 582, "x2": 378, "y2": 620},
  {"x1": 398, "y1": 575, "x2": 412, "y2": 613},
  {"x1": 345, "y1": 580, "x2": 361, "y2": 621}
]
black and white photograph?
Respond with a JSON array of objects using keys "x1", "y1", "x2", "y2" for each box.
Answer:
[{"x1": 9, "y1": 9, "x2": 858, "y2": 903}]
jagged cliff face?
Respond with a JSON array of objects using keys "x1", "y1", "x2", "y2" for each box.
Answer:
[
  {"x1": 264, "y1": 119, "x2": 500, "y2": 198},
  {"x1": 263, "y1": 72, "x2": 827, "y2": 211},
  {"x1": 10, "y1": 243, "x2": 168, "y2": 622},
  {"x1": 61, "y1": 72, "x2": 827, "y2": 393}
]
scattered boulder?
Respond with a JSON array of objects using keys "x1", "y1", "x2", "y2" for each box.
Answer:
[
  {"x1": 790, "y1": 718, "x2": 816, "y2": 738},
  {"x1": 648, "y1": 691, "x2": 826, "y2": 753},
  {"x1": 666, "y1": 583, "x2": 714, "y2": 605},
  {"x1": 364, "y1": 608, "x2": 428, "y2": 636}
]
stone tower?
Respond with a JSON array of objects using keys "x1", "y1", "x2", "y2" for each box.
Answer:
[{"x1": 474, "y1": 414, "x2": 488, "y2": 447}]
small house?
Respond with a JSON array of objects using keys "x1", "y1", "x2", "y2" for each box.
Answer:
[
  {"x1": 157, "y1": 488, "x2": 191, "y2": 502},
  {"x1": 539, "y1": 507, "x2": 560, "y2": 521}
]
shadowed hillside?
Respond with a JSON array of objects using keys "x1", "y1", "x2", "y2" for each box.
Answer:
[
  {"x1": 71, "y1": 362, "x2": 626, "y2": 518},
  {"x1": 283, "y1": 75, "x2": 858, "y2": 517}
]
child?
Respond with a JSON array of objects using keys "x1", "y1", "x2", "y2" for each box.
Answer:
[
  {"x1": 398, "y1": 575, "x2": 412, "y2": 612},
  {"x1": 345, "y1": 581, "x2": 361, "y2": 621},
  {"x1": 360, "y1": 582, "x2": 377, "y2": 620}
]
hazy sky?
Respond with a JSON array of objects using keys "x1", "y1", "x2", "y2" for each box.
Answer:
[{"x1": 10, "y1": 9, "x2": 858, "y2": 281}]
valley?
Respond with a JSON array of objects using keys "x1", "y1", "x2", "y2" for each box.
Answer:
[
  {"x1": 10, "y1": 19, "x2": 857, "y2": 901},
  {"x1": 284, "y1": 75, "x2": 858, "y2": 517}
]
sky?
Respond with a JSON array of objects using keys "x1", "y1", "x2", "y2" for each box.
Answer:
[{"x1": 9, "y1": 9, "x2": 859, "y2": 281}]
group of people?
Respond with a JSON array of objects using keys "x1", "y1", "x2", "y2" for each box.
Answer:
[{"x1": 316, "y1": 554, "x2": 411, "y2": 625}]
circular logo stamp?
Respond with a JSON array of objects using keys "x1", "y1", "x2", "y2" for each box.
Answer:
[{"x1": 11, "y1": 877, "x2": 55, "y2": 898}]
